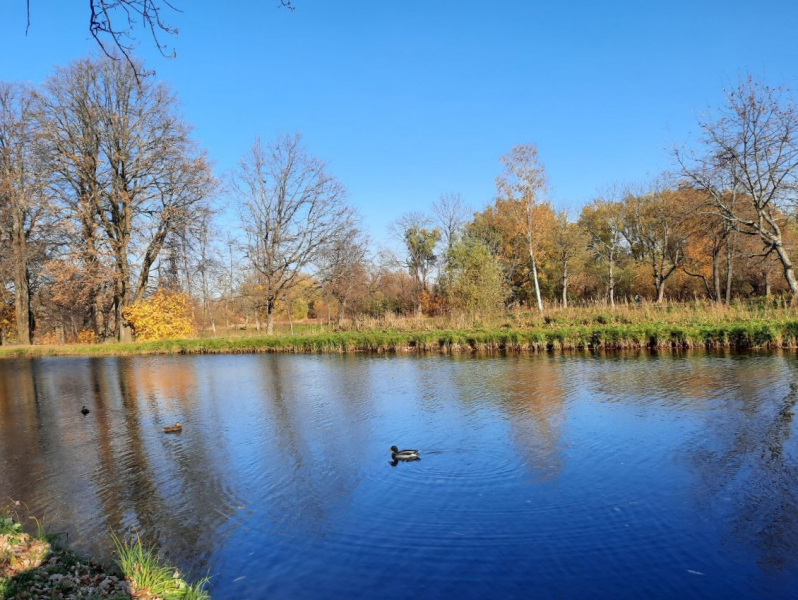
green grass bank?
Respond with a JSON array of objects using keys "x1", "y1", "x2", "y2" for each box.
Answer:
[{"x1": 3, "y1": 317, "x2": 798, "y2": 359}]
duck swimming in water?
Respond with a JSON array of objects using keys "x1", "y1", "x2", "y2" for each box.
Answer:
[
  {"x1": 390, "y1": 445, "x2": 419, "y2": 460},
  {"x1": 81, "y1": 406, "x2": 90, "y2": 415},
  {"x1": 163, "y1": 423, "x2": 183, "y2": 433}
]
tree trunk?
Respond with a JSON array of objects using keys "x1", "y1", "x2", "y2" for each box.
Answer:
[
  {"x1": 608, "y1": 255, "x2": 615, "y2": 308},
  {"x1": 725, "y1": 236, "x2": 735, "y2": 305},
  {"x1": 88, "y1": 301, "x2": 99, "y2": 338},
  {"x1": 266, "y1": 298, "x2": 275, "y2": 335},
  {"x1": 116, "y1": 281, "x2": 134, "y2": 342},
  {"x1": 12, "y1": 214, "x2": 31, "y2": 344},
  {"x1": 712, "y1": 246, "x2": 722, "y2": 303},
  {"x1": 530, "y1": 249, "x2": 543, "y2": 313},
  {"x1": 119, "y1": 323, "x2": 133, "y2": 343},
  {"x1": 656, "y1": 277, "x2": 666, "y2": 303},
  {"x1": 14, "y1": 257, "x2": 31, "y2": 345},
  {"x1": 561, "y1": 264, "x2": 568, "y2": 308},
  {"x1": 773, "y1": 241, "x2": 798, "y2": 300}
]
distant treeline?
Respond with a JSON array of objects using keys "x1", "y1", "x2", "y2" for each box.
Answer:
[{"x1": 2, "y1": 57, "x2": 797, "y2": 345}]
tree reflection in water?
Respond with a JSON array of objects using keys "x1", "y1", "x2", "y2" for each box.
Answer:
[
  {"x1": 3, "y1": 351, "x2": 798, "y2": 597},
  {"x1": 252, "y1": 355, "x2": 366, "y2": 537},
  {"x1": 689, "y1": 358, "x2": 798, "y2": 571},
  {"x1": 450, "y1": 354, "x2": 568, "y2": 480},
  {"x1": 0, "y1": 356, "x2": 239, "y2": 575}
]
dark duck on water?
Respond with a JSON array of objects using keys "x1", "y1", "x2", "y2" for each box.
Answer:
[{"x1": 390, "y1": 445, "x2": 419, "y2": 460}]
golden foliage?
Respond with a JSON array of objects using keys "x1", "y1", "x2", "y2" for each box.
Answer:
[
  {"x1": 76, "y1": 329, "x2": 97, "y2": 344},
  {"x1": 123, "y1": 289, "x2": 195, "y2": 342},
  {"x1": 35, "y1": 330, "x2": 63, "y2": 345},
  {"x1": 0, "y1": 303, "x2": 13, "y2": 336}
]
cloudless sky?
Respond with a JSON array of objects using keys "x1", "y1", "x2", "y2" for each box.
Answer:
[{"x1": 2, "y1": 0, "x2": 797, "y2": 243}]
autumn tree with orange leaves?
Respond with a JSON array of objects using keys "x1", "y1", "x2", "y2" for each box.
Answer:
[{"x1": 677, "y1": 76, "x2": 798, "y2": 301}]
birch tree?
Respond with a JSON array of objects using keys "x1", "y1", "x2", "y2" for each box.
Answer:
[
  {"x1": 578, "y1": 198, "x2": 626, "y2": 307},
  {"x1": 495, "y1": 144, "x2": 548, "y2": 312},
  {"x1": 549, "y1": 212, "x2": 586, "y2": 308}
]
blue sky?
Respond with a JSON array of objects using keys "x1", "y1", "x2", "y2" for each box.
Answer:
[{"x1": 2, "y1": 0, "x2": 797, "y2": 243}]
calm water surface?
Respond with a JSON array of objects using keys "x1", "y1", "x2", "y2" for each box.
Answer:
[{"x1": 1, "y1": 352, "x2": 797, "y2": 599}]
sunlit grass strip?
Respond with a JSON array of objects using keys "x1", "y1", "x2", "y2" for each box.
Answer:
[
  {"x1": 3, "y1": 319, "x2": 798, "y2": 358},
  {"x1": 113, "y1": 532, "x2": 210, "y2": 600}
]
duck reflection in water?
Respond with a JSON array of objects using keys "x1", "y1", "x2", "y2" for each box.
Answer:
[{"x1": 389, "y1": 456, "x2": 421, "y2": 467}]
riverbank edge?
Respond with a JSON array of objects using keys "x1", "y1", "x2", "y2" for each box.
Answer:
[
  {"x1": 1, "y1": 512, "x2": 208, "y2": 599},
  {"x1": 1, "y1": 319, "x2": 797, "y2": 358}
]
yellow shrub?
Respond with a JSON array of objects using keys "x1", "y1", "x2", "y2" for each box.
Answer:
[
  {"x1": 76, "y1": 329, "x2": 97, "y2": 344},
  {"x1": 123, "y1": 289, "x2": 195, "y2": 342}
]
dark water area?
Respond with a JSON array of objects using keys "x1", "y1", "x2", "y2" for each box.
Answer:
[{"x1": 1, "y1": 351, "x2": 797, "y2": 599}]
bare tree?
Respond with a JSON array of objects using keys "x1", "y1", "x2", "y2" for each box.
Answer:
[
  {"x1": 432, "y1": 192, "x2": 470, "y2": 254},
  {"x1": 188, "y1": 206, "x2": 223, "y2": 333},
  {"x1": 39, "y1": 56, "x2": 215, "y2": 341},
  {"x1": 38, "y1": 58, "x2": 109, "y2": 336},
  {"x1": 233, "y1": 133, "x2": 354, "y2": 335},
  {"x1": 0, "y1": 82, "x2": 53, "y2": 344},
  {"x1": 496, "y1": 144, "x2": 548, "y2": 312},
  {"x1": 677, "y1": 76, "x2": 798, "y2": 300},
  {"x1": 317, "y1": 224, "x2": 370, "y2": 324}
]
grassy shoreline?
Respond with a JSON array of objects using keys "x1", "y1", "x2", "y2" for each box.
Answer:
[
  {"x1": 2, "y1": 318, "x2": 798, "y2": 359},
  {"x1": 1, "y1": 508, "x2": 209, "y2": 599}
]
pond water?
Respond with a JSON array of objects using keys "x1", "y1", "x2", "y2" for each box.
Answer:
[{"x1": 1, "y1": 352, "x2": 797, "y2": 599}]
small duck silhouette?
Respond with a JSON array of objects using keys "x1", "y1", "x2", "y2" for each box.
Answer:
[
  {"x1": 80, "y1": 406, "x2": 90, "y2": 416},
  {"x1": 390, "y1": 445, "x2": 419, "y2": 460},
  {"x1": 163, "y1": 423, "x2": 183, "y2": 433}
]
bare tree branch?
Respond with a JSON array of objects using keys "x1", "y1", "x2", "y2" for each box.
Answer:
[{"x1": 23, "y1": 1, "x2": 297, "y2": 81}]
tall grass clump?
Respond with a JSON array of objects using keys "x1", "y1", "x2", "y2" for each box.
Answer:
[{"x1": 113, "y1": 532, "x2": 210, "y2": 599}]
